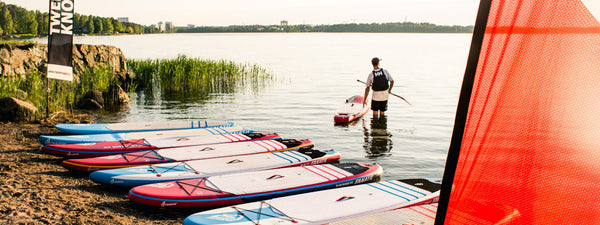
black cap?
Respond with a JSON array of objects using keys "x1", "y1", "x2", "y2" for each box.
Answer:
[{"x1": 371, "y1": 57, "x2": 381, "y2": 66}]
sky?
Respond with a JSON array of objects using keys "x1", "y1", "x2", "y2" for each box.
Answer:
[{"x1": 3, "y1": 0, "x2": 480, "y2": 27}]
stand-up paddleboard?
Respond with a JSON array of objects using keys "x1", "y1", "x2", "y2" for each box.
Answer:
[
  {"x1": 42, "y1": 132, "x2": 280, "y2": 158},
  {"x1": 61, "y1": 139, "x2": 314, "y2": 172},
  {"x1": 182, "y1": 178, "x2": 440, "y2": 225},
  {"x1": 334, "y1": 95, "x2": 369, "y2": 123},
  {"x1": 331, "y1": 203, "x2": 437, "y2": 225},
  {"x1": 40, "y1": 126, "x2": 252, "y2": 145},
  {"x1": 129, "y1": 162, "x2": 382, "y2": 208},
  {"x1": 90, "y1": 149, "x2": 341, "y2": 188},
  {"x1": 55, "y1": 120, "x2": 234, "y2": 134}
]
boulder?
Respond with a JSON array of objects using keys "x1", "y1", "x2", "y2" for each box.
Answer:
[
  {"x1": 77, "y1": 90, "x2": 104, "y2": 109},
  {"x1": 0, "y1": 97, "x2": 38, "y2": 122},
  {"x1": 77, "y1": 98, "x2": 103, "y2": 110},
  {"x1": 0, "y1": 43, "x2": 129, "y2": 83},
  {"x1": 103, "y1": 84, "x2": 129, "y2": 106}
]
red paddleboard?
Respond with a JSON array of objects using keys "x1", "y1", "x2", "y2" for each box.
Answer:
[
  {"x1": 42, "y1": 133, "x2": 280, "y2": 157},
  {"x1": 128, "y1": 162, "x2": 382, "y2": 208},
  {"x1": 334, "y1": 95, "x2": 369, "y2": 123},
  {"x1": 60, "y1": 139, "x2": 314, "y2": 172}
]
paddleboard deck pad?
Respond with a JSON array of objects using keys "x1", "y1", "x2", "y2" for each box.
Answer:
[
  {"x1": 42, "y1": 132, "x2": 280, "y2": 157},
  {"x1": 55, "y1": 120, "x2": 234, "y2": 134},
  {"x1": 61, "y1": 139, "x2": 314, "y2": 172},
  {"x1": 89, "y1": 149, "x2": 341, "y2": 187},
  {"x1": 40, "y1": 126, "x2": 252, "y2": 145},
  {"x1": 128, "y1": 162, "x2": 382, "y2": 208},
  {"x1": 182, "y1": 178, "x2": 440, "y2": 225},
  {"x1": 334, "y1": 95, "x2": 369, "y2": 123}
]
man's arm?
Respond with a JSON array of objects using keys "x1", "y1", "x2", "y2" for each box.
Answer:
[{"x1": 388, "y1": 80, "x2": 394, "y2": 94}]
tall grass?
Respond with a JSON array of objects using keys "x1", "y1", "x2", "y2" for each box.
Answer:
[
  {"x1": 127, "y1": 55, "x2": 273, "y2": 94},
  {"x1": 0, "y1": 65, "x2": 118, "y2": 114},
  {"x1": 0, "y1": 55, "x2": 272, "y2": 117}
]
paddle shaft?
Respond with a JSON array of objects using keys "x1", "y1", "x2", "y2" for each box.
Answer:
[{"x1": 357, "y1": 79, "x2": 412, "y2": 106}]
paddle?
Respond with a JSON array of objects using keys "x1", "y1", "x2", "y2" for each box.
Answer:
[{"x1": 357, "y1": 79, "x2": 412, "y2": 106}]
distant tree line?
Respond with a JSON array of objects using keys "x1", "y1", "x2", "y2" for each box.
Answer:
[
  {"x1": 0, "y1": 2, "x2": 158, "y2": 36},
  {"x1": 176, "y1": 22, "x2": 473, "y2": 33},
  {"x1": 0, "y1": 1, "x2": 473, "y2": 36}
]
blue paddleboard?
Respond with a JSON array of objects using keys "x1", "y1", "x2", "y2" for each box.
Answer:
[{"x1": 55, "y1": 120, "x2": 234, "y2": 134}]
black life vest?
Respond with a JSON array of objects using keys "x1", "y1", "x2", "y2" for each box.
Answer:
[{"x1": 372, "y1": 69, "x2": 389, "y2": 91}]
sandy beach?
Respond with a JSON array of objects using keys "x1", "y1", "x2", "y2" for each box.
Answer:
[{"x1": 0, "y1": 113, "x2": 199, "y2": 224}]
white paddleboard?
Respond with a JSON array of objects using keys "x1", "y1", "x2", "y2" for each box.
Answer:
[{"x1": 183, "y1": 179, "x2": 441, "y2": 225}]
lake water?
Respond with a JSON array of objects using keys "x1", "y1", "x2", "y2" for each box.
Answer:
[{"x1": 31, "y1": 33, "x2": 472, "y2": 180}]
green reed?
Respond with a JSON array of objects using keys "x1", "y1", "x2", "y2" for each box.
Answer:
[{"x1": 127, "y1": 55, "x2": 273, "y2": 94}]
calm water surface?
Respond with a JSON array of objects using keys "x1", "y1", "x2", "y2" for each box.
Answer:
[{"x1": 33, "y1": 33, "x2": 472, "y2": 180}]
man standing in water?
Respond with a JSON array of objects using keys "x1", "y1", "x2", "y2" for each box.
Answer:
[{"x1": 363, "y1": 57, "x2": 394, "y2": 118}]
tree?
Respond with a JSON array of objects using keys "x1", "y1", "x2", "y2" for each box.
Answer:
[
  {"x1": 79, "y1": 15, "x2": 89, "y2": 33},
  {"x1": 85, "y1": 17, "x2": 94, "y2": 33},
  {"x1": 112, "y1": 18, "x2": 124, "y2": 33},
  {"x1": 16, "y1": 8, "x2": 38, "y2": 35},
  {"x1": 0, "y1": 7, "x2": 13, "y2": 35},
  {"x1": 126, "y1": 26, "x2": 134, "y2": 33},
  {"x1": 93, "y1": 17, "x2": 103, "y2": 33},
  {"x1": 36, "y1": 11, "x2": 48, "y2": 35},
  {"x1": 103, "y1": 18, "x2": 113, "y2": 33}
]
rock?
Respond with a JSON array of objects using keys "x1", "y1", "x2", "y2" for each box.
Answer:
[
  {"x1": 78, "y1": 99, "x2": 103, "y2": 109},
  {"x1": 0, "y1": 97, "x2": 38, "y2": 122},
  {"x1": 77, "y1": 90, "x2": 104, "y2": 109},
  {"x1": 0, "y1": 43, "x2": 129, "y2": 83},
  {"x1": 83, "y1": 90, "x2": 104, "y2": 105},
  {"x1": 103, "y1": 84, "x2": 129, "y2": 106}
]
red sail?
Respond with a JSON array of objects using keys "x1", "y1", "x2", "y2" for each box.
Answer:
[{"x1": 439, "y1": 0, "x2": 600, "y2": 224}]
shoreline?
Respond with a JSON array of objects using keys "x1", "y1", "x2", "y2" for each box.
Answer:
[{"x1": 0, "y1": 114, "x2": 200, "y2": 224}]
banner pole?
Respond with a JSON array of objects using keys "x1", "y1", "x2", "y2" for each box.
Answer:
[{"x1": 45, "y1": 0, "x2": 51, "y2": 118}]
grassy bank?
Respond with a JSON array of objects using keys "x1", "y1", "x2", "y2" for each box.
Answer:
[
  {"x1": 0, "y1": 66, "x2": 118, "y2": 114},
  {"x1": 1, "y1": 55, "x2": 273, "y2": 118}
]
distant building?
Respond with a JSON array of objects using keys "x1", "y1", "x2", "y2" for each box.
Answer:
[
  {"x1": 187, "y1": 24, "x2": 196, "y2": 28},
  {"x1": 165, "y1": 22, "x2": 174, "y2": 30},
  {"x1": 117, "y1": 17, "x2": 129, "y2": 23},
  {"x1": 281, "y1": 20, "x2": 288, "y2": 26},
  {"x1": 157, "y1": 21, "x2": 174, "y2": 32},
  {"x1": 158, "y1": 21, "x2": 165, "y2": 32}
]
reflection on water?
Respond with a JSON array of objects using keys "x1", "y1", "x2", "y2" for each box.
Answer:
[{"x1": 363, "y1": 116, "x2": 393, "y2": 158}]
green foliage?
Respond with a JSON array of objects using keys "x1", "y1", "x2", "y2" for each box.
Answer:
[
  {"x1": 127, "y1": 55, "x2": 273, "y2": 95},
  {"x1": 0, "y1": 65, "x2": 119, "y2": 114},
  {"x1": 0, "y1": 2, "x2": 157, "y2": 36}
]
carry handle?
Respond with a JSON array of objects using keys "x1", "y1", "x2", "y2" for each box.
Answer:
[{"x1": 267, "y1": 174, "x2": 284, "y2": 180}]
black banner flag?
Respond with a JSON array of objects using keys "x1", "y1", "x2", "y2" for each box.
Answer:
[{"x1": 47, "y1": 0, "x2": 74, "y2": 81}]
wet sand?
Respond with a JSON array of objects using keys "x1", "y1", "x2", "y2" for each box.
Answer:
[{"x1": 0, "y1": 113, "x2": 198, "y2": 224}]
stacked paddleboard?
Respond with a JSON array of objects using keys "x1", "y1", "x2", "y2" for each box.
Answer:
[
  {"x1": 129, "y1": 162, "x2": 383, "y2": 208},
  {"x1": 42, "y1": 132, "x2": 280, "y2": 157},
  {"x1": 61, "y1": 139, "x2": 315, "y2": 172},
  {"x1": 89, "y1": 148, "x2": 341, "y2": 187},
  {"x1": 40, "y1": 125, "x2": 251, "y2": 145},
  {"x1": 55, "y1": 120, "x2": 234, "y2": 134},
  {"x1": 38, "y1": 119, "x2": 440, "y2": 224}
]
